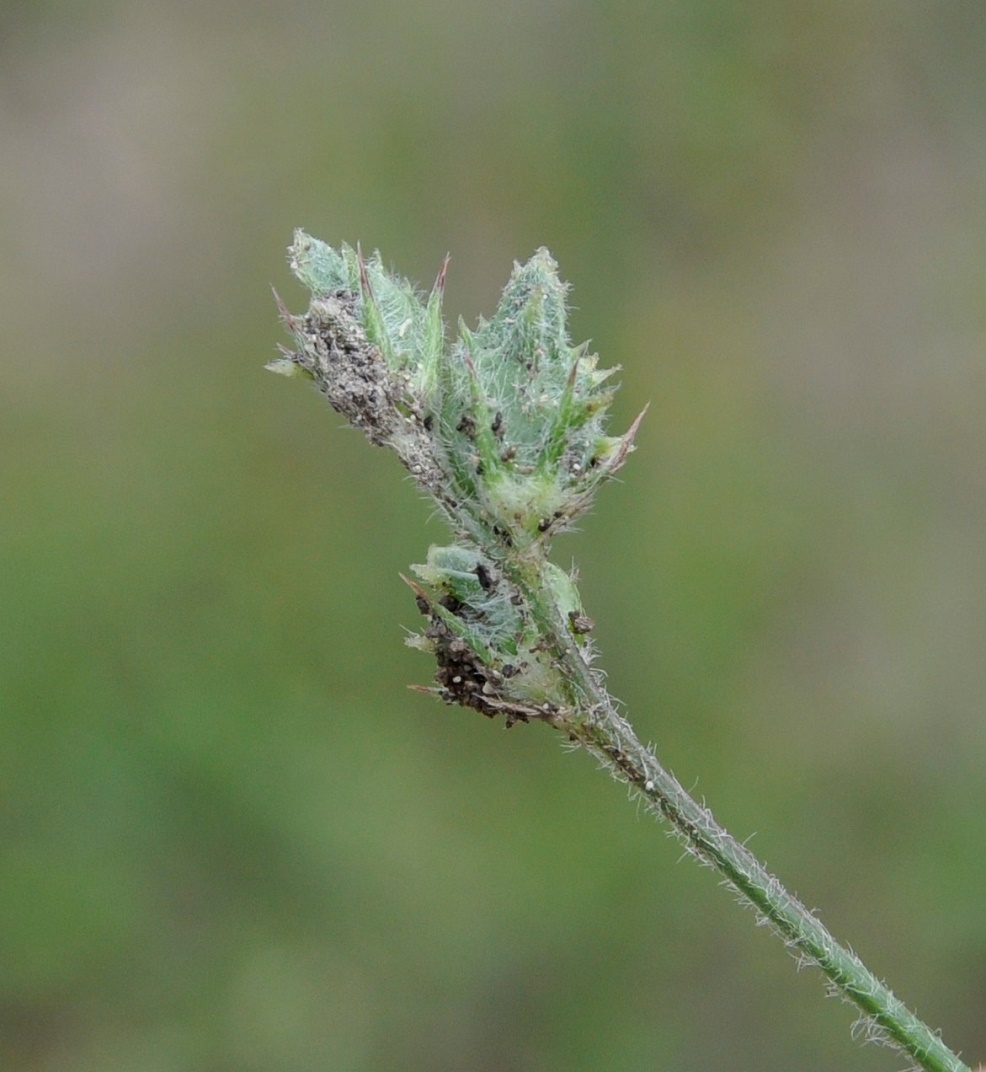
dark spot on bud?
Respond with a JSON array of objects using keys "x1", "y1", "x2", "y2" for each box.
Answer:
[
  {"x1": 475, "y1": 562, "x2": 494, "y2": 590},
  {"x1": 537, "y1": 517, "x2": 552, "y2": 533},
  {"x1": 493, "y1": 525, "x2": 513, "y2": 547},
  {"x1": 491, "y1": 411, "x2": 504, "y2": 438},
  {"x1": 440, "y1": 593, "x2": 465, "y2": 615},
  {"x1": 414, "y1": 594, "x2": 431, "y2": 615},
  {"x1": 456, "y1": 413, "x2": 476, "y2": 439},
  {"x1": 422, "y1": 413, "x2": 434, "y2": 431},
  {"x1": 568, "y1": 610, "x2": 595, "y2": 634},
  {"x1": 500, "y1": 445, "x2": 517, "y2": 464}
]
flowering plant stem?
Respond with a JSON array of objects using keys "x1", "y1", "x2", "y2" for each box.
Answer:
[
  {"x1": 270, "y1": 232, "x2": 971, "y2": 1072},
  {"x1": 519, "y1": 555, "x2": 968, "y2": 1072}
]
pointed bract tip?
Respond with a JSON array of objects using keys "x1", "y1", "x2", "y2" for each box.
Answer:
[
  {"x1": 356, "y1": 246, "x2": 386, "y2": 325},
  {"x1": 434, "y1": 253, "x2": 451, "y2": 294},
  {"x1": 408, "y1": 683, "x2": 442, "y2": 697},
  {"x1": 356, "y1": 244, "x2": 372, "y2": 294},
  {"x1": 271, "y1": 287, "x2": 298, "y2": 330},
  {"x1": 609, "y1": 404, "x2": 649, "y2": 474},
  {"x1": 399, "y1": 571, "x2": 426, "y2": 595},
  {"x1": 399, "y1": 573, "x2": 434, "y2": 612}
]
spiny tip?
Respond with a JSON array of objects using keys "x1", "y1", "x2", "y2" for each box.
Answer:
[
  {"x1": 609, "y1": 403, "x2": 649, "y2": 473},
  {"x1": 434, "y1": 253, "x2": 451, "y2": 294},
  {"x1": 271, "y1": 286, "x2": 298, "y2": 330},
  {"x1": 356, "y1": 244, "x2": 373, "y2": 298}
]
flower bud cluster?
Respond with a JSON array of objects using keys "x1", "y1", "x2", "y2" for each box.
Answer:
[
  {"x1": 403, "y1": 544, "x2": 594, "y2": 726},
  {"x1": 271, "y1": 231, "x2": 641, "y2": 723}
]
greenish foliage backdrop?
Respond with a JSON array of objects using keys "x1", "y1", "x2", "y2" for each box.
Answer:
[{"x1": 2, "y1": 3, "x2": 985, "y2": 1070}]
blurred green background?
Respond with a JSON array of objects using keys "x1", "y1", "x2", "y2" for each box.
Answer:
[{"x1": 2, "y1": 3, "x2": 985, "y2": 1070}]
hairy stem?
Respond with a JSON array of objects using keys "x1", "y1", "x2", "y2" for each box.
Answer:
[{"x1": 520, "y1": 555, "x2": 970, "y2": 1072}]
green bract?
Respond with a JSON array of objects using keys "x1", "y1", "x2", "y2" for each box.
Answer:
[{"x1": 273, "y1": 231, "x2": 643, "y2": 548}]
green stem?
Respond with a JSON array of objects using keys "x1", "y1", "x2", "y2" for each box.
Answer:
[{"x1": 515, "y1": 555, "x2": 970, "y2": 1072}]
